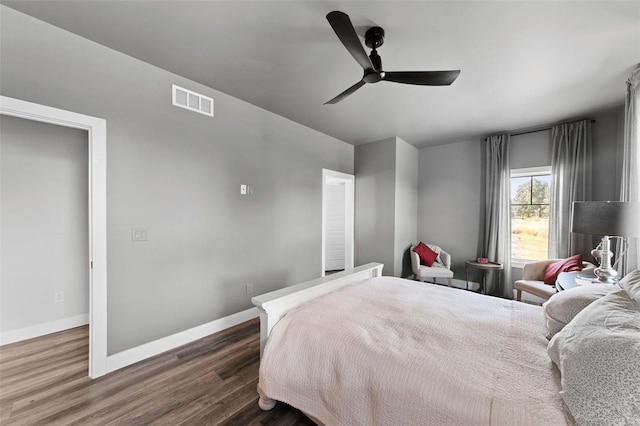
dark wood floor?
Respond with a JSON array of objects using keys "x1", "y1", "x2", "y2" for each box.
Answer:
[{"x1": 0, "y1": 318, "x2": 315, "y2": 425}]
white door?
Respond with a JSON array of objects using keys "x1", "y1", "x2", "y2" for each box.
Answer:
[
  {"x1": 322, "y1": 169, "x2": 354, "y2": 277},
  {"x1": 324, "y1": 182, "x2": 346, "y2": 271}
]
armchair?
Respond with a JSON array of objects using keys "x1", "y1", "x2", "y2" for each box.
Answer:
[
  {"x1": 410, "y1": 244, "x2": 453, "y2": 286},
  {"x1": 514, "y1": 259, "x2": 596, "y2": 302}
]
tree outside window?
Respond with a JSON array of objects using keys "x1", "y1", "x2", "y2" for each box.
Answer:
[{"x1": 511, "y1": 171, "x2": 551, "y2": 262}]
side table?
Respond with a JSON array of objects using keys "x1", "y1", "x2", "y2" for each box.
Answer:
[
  {"x1": 465, "y1": 260, "x2": 504, "y2": 294},
  {"x1": 556, "y1": 271, "x2": 598, "y2": 291}
]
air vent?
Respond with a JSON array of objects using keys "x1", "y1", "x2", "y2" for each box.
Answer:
[{"x1": 172, "y1": 84, "x2": 214, "y2": 117}]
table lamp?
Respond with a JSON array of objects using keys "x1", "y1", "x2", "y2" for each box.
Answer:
[{"x1": 571, "y1": 201, "x2": 639, "y2": 283}]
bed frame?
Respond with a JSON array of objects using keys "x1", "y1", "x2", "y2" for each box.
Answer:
[
  {"x1": 251, "y1": 262, "x2": 383, "y2": 357},
  {"x1": 251, "y1": 262, "x2": 383, "y2": 410}
]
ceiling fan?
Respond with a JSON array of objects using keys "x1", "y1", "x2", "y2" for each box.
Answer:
[{"x1": 325, "y1": 11, "x2": 461, "y2": 105}]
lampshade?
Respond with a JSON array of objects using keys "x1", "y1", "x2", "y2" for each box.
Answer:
[{"x1": 572, "y1": 201, "x2": 639, "y2": 237}]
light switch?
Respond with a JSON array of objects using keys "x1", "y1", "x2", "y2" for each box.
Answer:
[
  {"x1": 132, "y1": 227, "x2": 149, "y2": 242},
  {"x1": 240, "y1": 184, "x2": 247, "y2": 195}
]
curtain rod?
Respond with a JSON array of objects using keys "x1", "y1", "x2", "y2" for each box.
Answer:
[{"x1": 511, "y1": 119, "x2": 596, "y2": 137}]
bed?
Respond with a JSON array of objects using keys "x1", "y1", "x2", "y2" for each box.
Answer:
[{"x1": 252, "y1": 263, "x2": 640, "y2": 425}]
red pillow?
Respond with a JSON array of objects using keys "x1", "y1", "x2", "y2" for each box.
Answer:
[
  {"x1": 543, "y1": 254, "x2": 583, "y2": 285},
  {"x1": 413, "y1": 242, "x2": 438, "y2": 267}
]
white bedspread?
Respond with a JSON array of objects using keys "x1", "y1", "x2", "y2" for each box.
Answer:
[{"x1": 259, "y1": 276, "x2": 570, "y2": 425}]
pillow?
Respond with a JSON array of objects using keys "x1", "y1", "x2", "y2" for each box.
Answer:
[
  {"x1": 619, "y1": 269, "x2": 640, "y2": 304},
  {"x1": 542, "y1": 283, "x2": 618, "y2": 339},
  {"x1": 547, "y1": 290, "x2": 640, "y2": 424},
  {"x1": 426, "y1": 243, "x2": 442, "y2": 263},
  {"x1": 543, "y1": 254, "x2": 583, "y2": 284},
  {"x1": 413, "y1": 242, "x2": 438, "y2": 267}
]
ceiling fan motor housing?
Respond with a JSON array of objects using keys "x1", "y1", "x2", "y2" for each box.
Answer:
[
  {"x1": 365, "y1": 27, "x2": 385, "y2": 72},
  {"x1": 365, "y1": 26, "x2": 385, "y2": 49}
]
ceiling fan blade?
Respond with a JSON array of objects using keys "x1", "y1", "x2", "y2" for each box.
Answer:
[
  {"x1": 383, "y1": 70, "x2": 461, "y2": 86},
  {"x1": 324, "y1": 80, "x2": 366, "y2": 105},
  {"x1": 326, "y1": 11, "x2": 374, "y2": 71}
]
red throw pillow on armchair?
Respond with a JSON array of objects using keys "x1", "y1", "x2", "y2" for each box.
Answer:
[
  {"x1": 543, "y1": 254, "x2": 583, "y2": 284},
  {"x1": 413, "y1": 242, "x2": 438, "y2": 267}
]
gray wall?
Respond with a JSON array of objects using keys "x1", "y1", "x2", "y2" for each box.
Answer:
[
  {"x1": 355, "y1": 137, "x2": 418, "y2": 277},
  {"x1": 592, "y1": 111, "x2": 623, "y2": 201},
  {"x1": 418, "y1": 109, "x2": 625, "y2": 284},
  {"x1": 1, "y1": 6, "x2": 353, "y2": 354},
  {"x1": 418, "y1": 139, "x2": 483, "y2": 279},
  {"x1": 510, "y1": 130, "x2": 551, "y2": 169},
  {"x1": 355, "y1": 138, "x2": 396, "y2": 275},
  {"x1": 393, "y1": 138, "x2": 418, "y2": 278},
  {"x1": 1, "y1": 116, "x2": 89, "y2": 332}
]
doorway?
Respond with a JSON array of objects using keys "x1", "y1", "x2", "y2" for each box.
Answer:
[
  {"x1": 1, "y1": 115, "x2": 88, "y2": 346},
  {"x1": 0, "y1": 96, "x2": 107, "y2": 378},
  {"x1": 321, "y1": 169, "x2": 354, "y2": 276}
]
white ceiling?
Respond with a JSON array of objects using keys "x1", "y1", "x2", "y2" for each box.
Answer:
[{"x1": 3, "y1": 1, "x2": 639, "y2": 148}]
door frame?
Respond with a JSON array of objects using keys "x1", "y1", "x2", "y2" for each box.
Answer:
[
  {"x1": 1, "y1": 95, "x2": 107, "y2": 378},
  {"x1": 321, "y1": 169, "x2": 354, "y2": 277}
]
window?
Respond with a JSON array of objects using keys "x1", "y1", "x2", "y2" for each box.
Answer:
[{"x1": 510, "y1": 167, "x2": 551, "y2": 264}]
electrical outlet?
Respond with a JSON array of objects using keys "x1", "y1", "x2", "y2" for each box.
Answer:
[
  {"x1": 54, "y1": 291, "x2": 64, "y2": 303},
  {"x1": 246, "y1": 283, "x2": 254, "y2": 295}
]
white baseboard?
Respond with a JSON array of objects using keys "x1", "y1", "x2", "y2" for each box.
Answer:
[
  {"x1": 0, "y1": 314, "x2": 89, "y2": 346},
  {"x1": 105, "y1": 307, "x2": 259, "y2": 374}
]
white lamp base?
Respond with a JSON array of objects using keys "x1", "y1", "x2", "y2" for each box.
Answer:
[{"x1": 594, "y1": 236, "x2": 618, "y2": 283}]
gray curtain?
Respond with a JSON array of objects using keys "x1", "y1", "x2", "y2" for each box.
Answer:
[
  {"x1": 618, "y1": 66, "x2": 640, "y2": 274},
  {"x1": 483, "y1": 135, "x2": 512, "y2": 298},
  {"x1": 549, "y1": 120, "x2": 592, "y2": 260}
]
